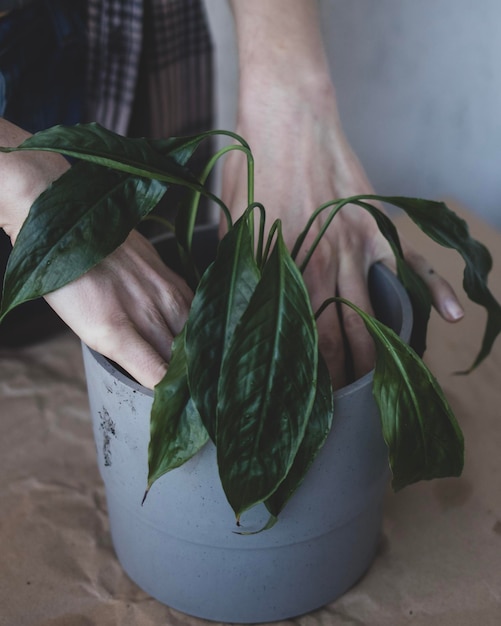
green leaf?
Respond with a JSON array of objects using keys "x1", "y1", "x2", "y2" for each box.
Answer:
[
  {"x1": 233, "y1": 513, "x2": 278, "y2": 536},
  {"x1": 0, "y1": 122, "x2": 203, "y2": 190},
  {"x1": 354, "y1": 200, "x2": 432, "y2": 356},
  {"x1": 265, "y1": 351, "x2": 333, "y2": 518},
  {"x1": 216, "y1": 229, "x2": 318, "y2": 518},
  {"x1": 335, "y1": 297, "x2": 464, "y2": 491},
  {"x1": 0, "y1": 125, "x2": 219, "y2": 320},
  {"x1": 152, "y1": 128, "x2": 250, "y2": 163},
  {"x1": 185, "y1": 215, "x2": 260, "y2": 440},
  {"x1": 147, "y1": 328, "x2": 209, "y2": 492},
  {"x1": 151, "y1": 132, "x2": 213, "y2": 165},
  {"x1": 0, "y1": 161, "x2": 166, "y2": 319},
  {"x1": 378, "y1": 196, "x2": 501, "y2": 370}
]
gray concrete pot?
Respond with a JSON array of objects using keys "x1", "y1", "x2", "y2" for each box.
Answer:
[{"x1": 82, "y1": 224, "x2": 413, "y2": 623}]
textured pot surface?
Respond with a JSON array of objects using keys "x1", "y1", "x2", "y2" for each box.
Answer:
[{"x1": 82, "y1": 227, "x2": 413, "y2": 623}]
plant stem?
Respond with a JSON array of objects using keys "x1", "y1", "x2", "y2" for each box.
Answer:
[
  {"x1": 262, "y1": 219, "x2": 282, "y2": 265},
  {"x1": 296, "y1": 198, "x2": 351, "y2": 273},
  {"x1": 245, "y1": 202, "x2": 266, "y2": 267},
  {"x1": 314, "y1": 296, "x2": 341, "y2": 321},
  {"x1": 142, "y1": 214, "x2": 175, "y2": 232},
  {"x1": 295, "y1": 195, "x2": 387, "y2": 273}
]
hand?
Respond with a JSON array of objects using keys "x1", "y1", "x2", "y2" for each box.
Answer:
[
  {"x1": 0, "y1": 118, "x2": 192, "y2": 390},
  {"x1": 224, "y1": 0, "x2": 463, "y2": 388},
  {"x1": 221, "y1": 83, "x2": 463, "y2": 389},
  {"x1": 45, "y1": 230, "x2": 193, "y2": 389}
]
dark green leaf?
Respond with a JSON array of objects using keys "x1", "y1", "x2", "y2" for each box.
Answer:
[
  {"x1": 150, "y1": 132, "x2": 213, "y2": 165},
  {"x1": 147, "y1": 328, "x2": 209, "y2": 491},
  {"x1": 233, "y1": 514, "x2": 278, "y2": 535},
  {"x1": 378, "y1": 196, "x2": 501, "y2": 370},
  {"x1": 265, "y1": 351, "x2": 333, "y2": 517},
  {"x1": 216, "y1": 229, "x2": 318, "y2": 518},
  {"x1": 185, "y1": 215, "x2": 260, "y2": 440},
  {"x1": 336, "y1": 297, "x2": 464, "y2": 490},
  {"x1": 0, "y1": 161, "x2": 166, "y2": 319},
  {"x1": 354, "y1": 200, "x2": 432, "y2": 356},
  {"x1": 0, "y1": 122, "x2": 203, "y2": 190}
]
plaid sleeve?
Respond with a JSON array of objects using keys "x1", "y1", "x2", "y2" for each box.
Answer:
[{"x1": 86, "y1": 0, "x2": 214, "y2": 139}]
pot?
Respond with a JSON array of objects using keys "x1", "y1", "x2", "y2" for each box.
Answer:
[{"x1": 82, "y1": 224, "x2": 413, "y2": 623}]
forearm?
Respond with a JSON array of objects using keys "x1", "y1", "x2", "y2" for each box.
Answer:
[
  {"x1": 0, "y1": 118, "x2": 68, "y2": 242},
  {"x1": 227, "y1": 0, "x2": 349, "y2": 176},
  {"x1": 225, "y1": 0, "x2": 364, "y2": 224},
  {"x1": 229, "y1": 0, "x2": 333, "y2": 97}
]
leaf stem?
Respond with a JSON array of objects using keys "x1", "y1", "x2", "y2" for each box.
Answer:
[
  {"x1": 245, "y1": 202, "x2": 266, "y2": 266},
  {"x1": 142, "y1": 214, "x2": 175, "y2": 233},
  {"x1": 261, "y1": 219, "x2": 282, "y2": 266},
  {"x1": 314, "y1": 296, "x2": 340, "y2": 321},
  {"x1": 200, "y1": 145, "x2": 253, "y2": 227},
  {"x1": 296, "y1": 198, "x2": 353, "y2": 273},
  {"x1": 294, "y1": 195, "x2": 395, "y2": 273}
]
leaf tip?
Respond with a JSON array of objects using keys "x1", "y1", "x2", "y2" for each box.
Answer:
[
  {"x1": 141, "y1": 486, "x2": 151, "y2": 506},
  {"x1": 232, "y1": 514, "x2": 278, "y2": 535}
]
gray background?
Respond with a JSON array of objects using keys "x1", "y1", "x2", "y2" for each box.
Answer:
[{"x1": 204, "y1": 0, "x2": 501, "y2": 228}]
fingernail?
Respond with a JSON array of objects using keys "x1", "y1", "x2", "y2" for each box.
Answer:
[{"x1": 444, "y1": 298, "x2": 464, "y2": 321}]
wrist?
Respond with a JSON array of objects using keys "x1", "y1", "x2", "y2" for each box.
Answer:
[
  {"x1": 231, "y1": 0, "x2": 332, "y2": 93},
  {"x1": 236, "y1": 70, "x2": 342, "y2": 151},
  {"x1": 0, "y1": 119, "x2": 68, "y2": 243}
]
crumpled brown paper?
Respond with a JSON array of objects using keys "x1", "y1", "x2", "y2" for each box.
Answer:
[{"x1": 1, "y1": 202, "x2": 500, "y2": 626}]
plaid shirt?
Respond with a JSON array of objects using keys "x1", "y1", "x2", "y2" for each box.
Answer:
[{"x1": 86, "y1": 0, "x2": 214, "y2": 138}]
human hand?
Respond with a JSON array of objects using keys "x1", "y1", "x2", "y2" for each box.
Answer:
[
  {"x1": 221, "y1": 85, "x2": 463, "y2": 389},
  {"x1": 0, "y1": 118, "x2": 192, "y2": 390},
  {"x1": 45, "y1": 230, "x2": 193, "y2": 389},
  {"x1": 224, "y1": 0, "x2": 463, "y2": 388}
]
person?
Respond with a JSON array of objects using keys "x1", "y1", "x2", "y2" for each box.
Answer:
[{"x1": 0, "y1": 0, "x2": 464, "y2": 391}]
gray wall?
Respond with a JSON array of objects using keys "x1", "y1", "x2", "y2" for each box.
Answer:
[{"x1": 204, "y1": 0, "x2": 501, "y2": 228}]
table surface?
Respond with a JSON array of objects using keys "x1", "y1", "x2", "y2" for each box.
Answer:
[{"x1": 1, "y1": 202, "x2": 500, "y2": 626}]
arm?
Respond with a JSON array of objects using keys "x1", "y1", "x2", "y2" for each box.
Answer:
[
  {"x1": 225, "y1": 0, "x2": 463, "y2": 387},
  {"x1": 0, "y1": 118, "x2": 66, "y2": 243}
]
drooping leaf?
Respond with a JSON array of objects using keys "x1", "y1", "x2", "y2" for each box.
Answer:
[
  {"x1": 240, "y1": 352, "x2": 333, "y2": 535},
  {"x1": 0, "y1": 161, "x2": 166, "y2": 319},
  {"x1": 376, "y1": 196, "x2": 501, "y2": 370},
  {"x1": 353, "y1": 199, "x2": 432, "y2": 356},
  {"x1": 265, "y1": 351, "x2": 333, "y2": 518},
  {"x1": 152, "y1": 128, "x2": 250, "y2": 164},
  {"x1": 216, "y1": 228, "x2": 318, "y2": 518},
  {"x1": 233, "y1": 514, "x2": 279, "y2": 535},
  {"x1": 335, "y1": 297, "x2": 464, "y2": 491},
  {"x1": 146, "y1": 328, "x2": 209, "y2": 493},
  {"x1": 0, "y1": 122, "x2": 204, "y2": 191},
  {"x1": 185, "y1": 215, "x2": 260, "y2": 440}
]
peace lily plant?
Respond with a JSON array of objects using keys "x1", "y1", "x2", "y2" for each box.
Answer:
[{"x1": 1, "y1": 124, "x2": 500, "y2": 530}]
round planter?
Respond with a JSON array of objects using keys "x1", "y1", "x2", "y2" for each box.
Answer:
[{"x1": 82, "y1": 224, "x2": 413, "y2": 623}]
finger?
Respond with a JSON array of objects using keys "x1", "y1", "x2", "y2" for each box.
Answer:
[
  {"x1": 111, "y1": 338, "x2": 168, "y2": 390},
  {"x1": 87, "y1": 325, "x2": 169, "y2": 390},
  {"x1": 303, "y1": 255, "x2": 347, "y2": 390},
  {"x1": 336, "y1": 258, "x2": 376, "y2": 382},
  {"x1": 403, "y1": 248, "x2": 464, "y2": 322},
  {"x1": 128, "y1": 308, "x2": 176, "y2": 366}
]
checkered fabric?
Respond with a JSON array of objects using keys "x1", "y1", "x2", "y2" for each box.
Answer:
[{"x1": 86, "y1": 0, "x2": 214, "y2": 139}]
